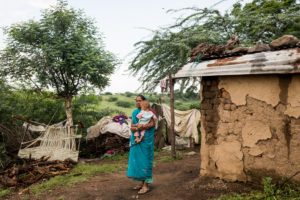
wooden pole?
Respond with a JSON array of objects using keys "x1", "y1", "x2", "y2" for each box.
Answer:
[{"x1": 169, "y1": 73, "x2": 176, "y2": 158}]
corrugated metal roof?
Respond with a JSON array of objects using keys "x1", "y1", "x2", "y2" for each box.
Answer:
[{"x1": 174, "y1": 48, "x2": 300, "y2": 78}]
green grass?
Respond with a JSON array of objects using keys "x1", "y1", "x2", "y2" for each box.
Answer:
[
  {"x1": 102, "y1": 152, "x2": 129, "y2": 161},
  {"x1": 216, "y1": 177, "x2": 300, "y2": 200},
  {"x1": 29, "y1": 163, "x2": 124, "y2": 195},
  {"x1": 0, "y1": 188, "x2": 11, "y2": 198}
]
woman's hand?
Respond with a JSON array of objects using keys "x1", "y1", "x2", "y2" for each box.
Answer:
[
  {"x1": 131, "y1": 125, "x2": 138, "y2": 131},
  {"x1": 139, "y1": 119, "x2": 155, "y2": 130},
  {"x1": 137, "y1": 124, "x2": 144, "y2": 130}
]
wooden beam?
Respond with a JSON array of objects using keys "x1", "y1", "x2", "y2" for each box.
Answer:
[{"x1": 169, "y1": 73, "x2": 176, "y2": 158}]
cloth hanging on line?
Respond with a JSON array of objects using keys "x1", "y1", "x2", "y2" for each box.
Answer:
[
  {"x1": 161, "y1": 104, "x2": 200, "y2": 143},
  {"x1": 160, "y1": 79, "x2": 168, "y2": 92}
]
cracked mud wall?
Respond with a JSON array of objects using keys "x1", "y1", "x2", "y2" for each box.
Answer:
[{"x1": 200, "y1": 75, "x2": 300, "y2": 182}]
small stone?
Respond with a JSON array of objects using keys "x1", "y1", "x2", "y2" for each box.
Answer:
[
  {"x1": 270, "y1": 35, "x2": 299, "y2": 49},
  {"x1": 226, "y1": 47, "x2": 249, "y2": 54},
  {"x1": 248, "y1": 44, "x2": 271, "y2": 53}
]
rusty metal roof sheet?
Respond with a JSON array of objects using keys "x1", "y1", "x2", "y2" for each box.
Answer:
[{"x1": 174, "y1": 48, "x2": 300, "y2": 78}]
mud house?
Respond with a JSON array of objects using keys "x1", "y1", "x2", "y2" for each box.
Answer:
[{"x1": 173, "y1": 36, "x2": 300, "y2": 182}]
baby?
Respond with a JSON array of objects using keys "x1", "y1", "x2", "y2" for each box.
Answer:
[{"x1": 134, "y1": 100, "x2": 157, "y2": 143}]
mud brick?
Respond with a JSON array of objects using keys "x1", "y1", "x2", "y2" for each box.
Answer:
[
  {"x1": 201, "y1": 103, "x2": 213, "y2": 110},
  {"x1": 221, "y1": 90, "x2": 231, "y2": 99},
  {"x1": 206, "y1": 122, "x2": 217, "y2": 128},
  {"x1": 223, "y1": 104, "x2": 231, "y2": 110},
  {"x1": 231, "y1": 104, "x2": 237, "y2": 111},
  {"x1": 204, "y1": 92, "x2": 217, "y2": 99}
]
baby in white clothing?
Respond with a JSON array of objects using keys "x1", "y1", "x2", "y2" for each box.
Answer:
[{"x1": 134, "y1": 100, "x2": 157, "y2": 143}]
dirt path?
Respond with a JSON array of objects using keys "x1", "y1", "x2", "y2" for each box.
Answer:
[{"x1": 9, "y1": 150, "x2": 256, "y2": 200}]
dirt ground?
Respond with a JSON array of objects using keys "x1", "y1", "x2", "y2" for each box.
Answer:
[{"x1": 7, "y1": 148, "x2": 258, "y2": 200}]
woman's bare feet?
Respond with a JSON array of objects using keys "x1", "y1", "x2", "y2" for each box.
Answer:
[
  {"x1": 133, "y1": 185, "x2": 143, "y2": 190},
  {"x1": 133, "y1": 182, "x2": 144, "y2": 190},
  {"x1": 138, "y1": 183, "x2": 150, "y2": 194}
]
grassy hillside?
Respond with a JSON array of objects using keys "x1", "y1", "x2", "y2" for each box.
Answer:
[
  {"x1": 96, "y1": 93, "x2": 200, "y2": 117},
  {"x1": 97, "y1": 94, "x2": 136, "y2": 116}
]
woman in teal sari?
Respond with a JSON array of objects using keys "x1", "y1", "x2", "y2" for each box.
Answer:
[{"x1": 127, "y1": 95, "x2": 155, "y2": 194}]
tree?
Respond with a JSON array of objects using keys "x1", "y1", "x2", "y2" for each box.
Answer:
[
  {"x1": 231, "y1": 0, "x2": 300, "y2": 44},
  {"x1": 129, "y1": 0, "x2": 300, "y2": 90},
  {"x1": 0, "y1": 0, "x2": 117, "y2": 132},
  {"x1": 129, "y1": 25, "x2": 225, "y2": 90}
]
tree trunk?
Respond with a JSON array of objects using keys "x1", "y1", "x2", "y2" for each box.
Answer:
[{"x1": 64, "y1": 96, "x2": 74, "y2": 135}]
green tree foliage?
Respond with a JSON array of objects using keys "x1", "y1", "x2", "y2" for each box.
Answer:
[
  {"x1": 231, "y1": 0, "x2": 300, "y2": 44},
  {"x1": 0, "y1": 0, "x2": 117, "y2": 128},
  {"x1": 129, "y1": 25, "x2": 224, "y2": 90},
  {"x1": 129, "y1": 0, "x2": 300, "y2": 90}
]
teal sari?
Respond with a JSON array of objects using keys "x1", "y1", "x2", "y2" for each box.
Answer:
[{"x1": 127, "y1": 108, "x2": 155, "y2": 183}]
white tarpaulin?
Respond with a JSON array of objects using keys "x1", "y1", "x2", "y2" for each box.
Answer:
[
  {"x1": 161, "y1": 104, "x2": 200, "y2": 143},
  {"x1": 23, "y1": 122, "x2": 46, "y2": 132},
  {"x1": 86, "y1": 116, "x2": 131, "y2": 140}
]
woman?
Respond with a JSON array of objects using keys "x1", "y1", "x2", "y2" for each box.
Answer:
[{"x1": 127, "y1": 94, "x2": 156, "y2": 194}]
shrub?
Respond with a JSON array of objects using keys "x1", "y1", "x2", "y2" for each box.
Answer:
[
  {"x1": 147, "y1": 96, "x2": 157, "y2": 103},
  {"x1": 189, "y1": 102, "x2": 200, "y2": 109},
  {"x1": 184, "y1": 86, "x2": 199, "y2": 99},
  {"x1": 74, "y1": 94, "x2": 100, "y2": 106},
  {"x1": 104, "y1": 92, "x2": 112, "y2": 95},
  {"x1": 116, "y1": 100, "x2": 132, "y2": 108},
  {"x1": 175, "y1": 101, "x2": 183, "y2": 107},
  {"x1": 125, "y1": 92, "x2": 134, "y2": 97},
  {"x1": 107, "y1": 96, "x2": 118, "y2": 102},
  {"x1": 175, "y1": 104, "x2": 190, "y2": 111}
]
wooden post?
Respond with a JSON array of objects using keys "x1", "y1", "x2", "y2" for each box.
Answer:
[{"x1": 169, "y1": 74, "x2": 176, "y2": 159}]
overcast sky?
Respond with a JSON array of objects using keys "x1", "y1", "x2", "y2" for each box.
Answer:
[{"x1": 0, "y1": 0, "x2": 248, "y2": 93}]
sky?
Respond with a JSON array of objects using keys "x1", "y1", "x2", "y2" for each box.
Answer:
[{"x1": 0, "y1": 0, "x2": 247, "y2": 93}]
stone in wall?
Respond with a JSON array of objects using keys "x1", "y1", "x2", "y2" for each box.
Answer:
[
  {"x1": 242, "y1": 120, "x2": 272, "y2": 148},
  {"x1": 210, "y1": 141, "x2": 246, "y2": 181},
  {"x1": 284, "y1": 76, "x2": 300, "y2": 118},
  {"x1": 218, "y1": 76, "x2": 280, "y2": 107}
]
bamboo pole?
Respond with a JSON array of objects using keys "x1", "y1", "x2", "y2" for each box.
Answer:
[{"x1": 169, "y1": 74, "x2": 176, "y2": 158}]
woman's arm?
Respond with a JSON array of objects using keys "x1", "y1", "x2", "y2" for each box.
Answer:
[
  {"x1": 137, "y1": 118, "x2": 155, "y2": 130},
  {"x1": 131, "y1": 124, "x2": 138, "y2": 131}
]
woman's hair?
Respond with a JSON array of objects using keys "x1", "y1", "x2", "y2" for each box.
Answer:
[{"x1": 136, "y1": 94, "x2": 146, "y2": 100}]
